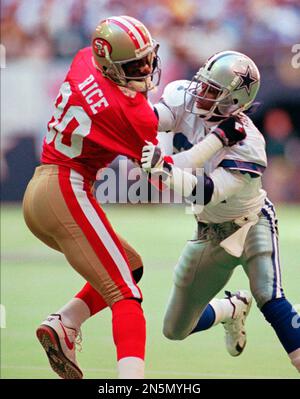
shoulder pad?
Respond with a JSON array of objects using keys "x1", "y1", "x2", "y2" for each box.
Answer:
[{"x1": 161, "y1": 80, "x2": 190, "y2": 108}]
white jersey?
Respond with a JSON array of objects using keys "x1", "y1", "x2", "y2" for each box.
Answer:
[{"x1": 155, "y1": 80, "x2": 268, "y2": 223}]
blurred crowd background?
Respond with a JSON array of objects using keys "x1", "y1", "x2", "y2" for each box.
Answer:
[{"x1": 1, "y1": 0, "x2": 300, "y2": 203}]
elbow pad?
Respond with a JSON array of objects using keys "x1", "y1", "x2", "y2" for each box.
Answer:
[{"x1": 187, "y1": 173, "x2": 214, "y2": 205}]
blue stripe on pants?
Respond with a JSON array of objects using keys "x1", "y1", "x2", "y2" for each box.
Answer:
[{"x1": 261, "y1": 205, "x2": 283, "y2": 299}]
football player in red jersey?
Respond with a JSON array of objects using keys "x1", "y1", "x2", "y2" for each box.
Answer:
[{"x1": 22, "y1": 15, "x2": 161, "y2": 379}]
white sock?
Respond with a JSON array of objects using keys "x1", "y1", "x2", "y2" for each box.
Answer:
[
  {"x1": 289, "y1": 348, "x2": 300, "y2": 373},
  {"x1": 210, "y1": 298, "x2": 234, "y2": 326},
  {"x1": 117, "y1": 357, "x2": 144, "y2": 379},
  {"x1": 56, "y1": 298, "x2": 91, "y2": 331}
]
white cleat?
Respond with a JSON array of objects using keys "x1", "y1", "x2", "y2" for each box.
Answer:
[
  {"x1": 222, "y1": 290, "x2": 252, "y2": 357},
  {"x1": 36, "y1": 314, "x2": 83, "y2": 379}
]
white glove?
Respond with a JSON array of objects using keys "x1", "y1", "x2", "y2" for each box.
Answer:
[
  {"x1": 141, "y1": 141, "x2": 165, "y2": 173},
  {"x1": 141, "y1": 140, "x2": 198, "y2": 200}
]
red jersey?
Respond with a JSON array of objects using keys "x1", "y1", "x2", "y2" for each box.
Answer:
[{"x1": 42, "y1": 47, "x2": 158, "y2": 180}]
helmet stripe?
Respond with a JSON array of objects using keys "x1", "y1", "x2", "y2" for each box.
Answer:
[
  {"x1": 107, "y1": 17, "x2": 147, "y2": 50},
  {"x1": 207, "y1": 51, "x2": 241, "y2": 71},
  {"x1": 121, "y1": 16, "x2": 151, "y2": 46}
]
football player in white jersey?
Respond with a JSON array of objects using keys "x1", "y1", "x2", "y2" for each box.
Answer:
[{"x1": 142, "y1": 51, "x2": 300, "y2": 372}]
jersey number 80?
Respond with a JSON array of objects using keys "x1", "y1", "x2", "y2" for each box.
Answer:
[{"x1": 46, "y1": 82, "x2": 91, "y2": 158}]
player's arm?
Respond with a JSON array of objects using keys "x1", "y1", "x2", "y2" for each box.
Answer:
[
  {"x1": 141, "y1": 118, "x2": 247, "y2": 203},
  {"x1": 154, "y1": 102, "x2": 175, "y2": 132},
  {"x1": 142, "y1": 155, "x2": 250, "y2": 209},
  {"x1": 154, "y1": 80, "x2": 191, "y2": 133},
  {"x1": 181, "y1": 166, "x2": 251, "y2": 207},
  {"x1": 143, "y1": 117, "x2": 246, "y2": 171},
  {"x1": 141, "y1": 142, "x2": 213, "y2": 205},
  {"x1": 175, "y1": 117, "x2": 247, "y2": 168},
  {"x1": 206, "y1": 167, "x2": 250, "y2": 206}
]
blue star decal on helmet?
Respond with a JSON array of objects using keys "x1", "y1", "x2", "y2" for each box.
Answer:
[{"x1": 234, "y1": 66, "x2": 258, "y2": 95}]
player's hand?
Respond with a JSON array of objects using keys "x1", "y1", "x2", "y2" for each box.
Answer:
[
  {"x1": 212, "y1": 117, "x2": 246, "y2": 147},
  {"x1": 141, "y1": 141, "x2": 164, "y2": 172}
]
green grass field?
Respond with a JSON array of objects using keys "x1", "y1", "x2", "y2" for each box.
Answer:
[{"x1": 1, "y1": 204, "x2": 300, "y2": 379}]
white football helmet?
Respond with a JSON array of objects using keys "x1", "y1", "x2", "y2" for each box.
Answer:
[{"x1": 184, "y1": 51, "x2": 260, "y2": 119}]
